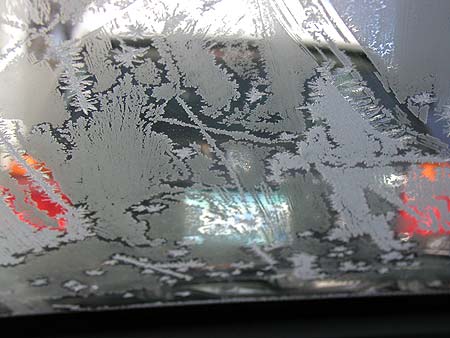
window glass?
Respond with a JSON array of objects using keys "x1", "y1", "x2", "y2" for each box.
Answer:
[{"x1": 0, "y1": 0, "x2": 449, "y2": 316}]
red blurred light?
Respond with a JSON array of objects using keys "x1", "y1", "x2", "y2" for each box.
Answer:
[
  {"x1": 0, "y1": 154, "x2": 72, "y2": 232},
  {"x1": 397, "y1": 162, "x2": 450, "y2": 237}
]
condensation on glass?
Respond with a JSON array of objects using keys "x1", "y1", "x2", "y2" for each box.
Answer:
[{"x1": 0, "y1": 0, "x2": 449, "y2": 316}]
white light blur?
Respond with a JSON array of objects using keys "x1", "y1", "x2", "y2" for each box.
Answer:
[
  {"x1": 184, "y1": 190, "x2": 291, "y2": 245},
  {"x1": 383, "y1": 173, "x2": 408, "y2": 187},
  {"x1": 72, "y1": 0, "x2": 361, "y2": 49},
  {"x1": 0, "y1": 23, "x2": 26, "y2": 72}
]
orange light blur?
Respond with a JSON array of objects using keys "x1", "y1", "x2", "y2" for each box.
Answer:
[{"x1": 420, "y1": 162, "x2": 450, "y2": 182}]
